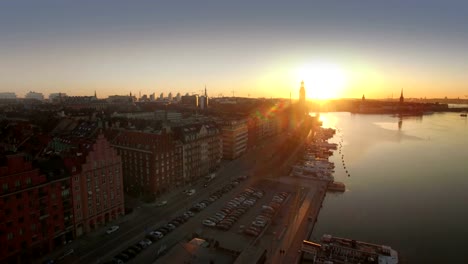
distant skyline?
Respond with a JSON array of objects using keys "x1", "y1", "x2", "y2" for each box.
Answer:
[{"x1": 1, "y1": 1, "x2": 468, "y2": 99}]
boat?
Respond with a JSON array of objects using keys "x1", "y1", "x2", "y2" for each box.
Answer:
[
  {"x1": 327, "y1": 181, "x2": 345, "y2": 192},
  {"x1": 301, "y1": 235, "x2": 399, "y2": 264},
  {"x1": 461, "y1": 112, "x2": 467, "y2": 117}
]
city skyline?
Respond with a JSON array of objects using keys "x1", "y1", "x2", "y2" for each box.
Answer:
[{"x1": 1, "y1": 1, "x2": 468, "y2": 99}]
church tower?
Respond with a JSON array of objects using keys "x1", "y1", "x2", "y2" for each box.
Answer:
[
  {"x1": 299, "y1": 81, "x2": 306, "y2": 105},
  {"x1": 399, "y1": 89, "x2": 404, "y2": 103}
]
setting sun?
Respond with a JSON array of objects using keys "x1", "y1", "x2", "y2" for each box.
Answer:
[{"x1": 296, "y1": 62, "x2": 348, "y2": 99}]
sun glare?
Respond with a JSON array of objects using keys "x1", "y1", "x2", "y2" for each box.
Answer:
[{"x1": 296, "y1": 62, "x2": 348, "y2": 100}]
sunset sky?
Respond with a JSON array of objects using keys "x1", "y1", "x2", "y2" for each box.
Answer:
[{"x1": 1, "y1": 1, "x2": 468, "y2": 99}]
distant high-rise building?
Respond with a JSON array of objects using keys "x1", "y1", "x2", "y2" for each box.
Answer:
[
  {"x1": 150, "y1": 93, "x2": 155, "y2": 101},
  {"x1": 175, "y1": 92, "x2": 181, "y2": 101},
  {"x1": 168, "y1": 92, "x2": 173, "y2": 101},
  {"x1": 0, "y1": 92, "x2": 17, "y2": 99},
  {"x1": 181, "y1": 95, "x2": 199, "y2": 108},
  {"x1": 159, "y1": 93, "x2": 164, "y2": 100},
  {"x1": 399, "y1": 89, "x2": 404, "y2": 103},
  {"x1": 199, "y1": 96, "x2": 207, "y2": 109},
  {"x1": 25, "y1": 91, "x2": 44, "y2": 101},
  {"x1": 49, "y1": 93, "x2": 67, "y2": 102}
]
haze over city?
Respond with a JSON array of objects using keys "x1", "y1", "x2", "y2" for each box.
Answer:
[{"x1": 1, "y1": 0, "x2": 468, "y2": 99}]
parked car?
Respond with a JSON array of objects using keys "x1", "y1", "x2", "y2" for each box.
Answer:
[
  {"x1": 114, "y1": 253, "x2": 130, "y2": 262},
  {"x1": 155, "y1": 200, "x2": 168, "y2": 207},
  {"x1": 106, "y1": 225, "x2": 120, "y2": 234},
  {"x1": 203, "y1": 220, "x2": 216, "y2": 227},
  {"x1": 146, "y1": 234, "x2": 159, "y2": 242},
  {"x1": 130, "y1": 245, "x2": 142, "y2": 253},
  {"x1": 244, "y1": 228, "x2": 259, "y2": 237}
]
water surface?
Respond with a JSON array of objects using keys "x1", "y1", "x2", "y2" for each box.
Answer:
[{"x1": 310, "y1": 112, "x2": 468, "y2": 263}]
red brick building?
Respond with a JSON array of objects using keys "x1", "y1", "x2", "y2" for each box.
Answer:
[
  {"x1": 62, "y1": 134, "x2": 125, "y2": 237},
  {"x1": 0, "y1": 154, "x2": 73, "y2": 263},
  {"x1": 111, "y1": 130, "x2": 182, "y2": 199}
]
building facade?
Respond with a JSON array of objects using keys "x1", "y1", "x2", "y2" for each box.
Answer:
[
  {"x1": 65, "y1": 134, "x2": 125, "y2": 237},
  {"x1": 174, "y1": 122, "x2": 222, "y2": 183},
  {"x1": 111, "y1": 130, "x2": 182, "y2": 199},
  {"x1": 0, "y1": 154, "x2": 72, "y2": 263},
  {"x1": 218, "y1": 118, "x2": 248, "y2": 160}
]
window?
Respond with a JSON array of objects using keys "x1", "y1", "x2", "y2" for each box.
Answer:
[
  {"x1": 74, "y1": 176, "x2": 79, "y2": 182},
  {"x1": 15, "y1": 180, "x2": 20, "y2": 187},
  {"x1": 26, "y1": 178, "x2": 32, "y2": 185},
  {"x1": 7, "y1": 233, "x2": 13, "y2": 240},
  {"x1": 3, "y1": 183, "x2": 8, "y2": 191}
]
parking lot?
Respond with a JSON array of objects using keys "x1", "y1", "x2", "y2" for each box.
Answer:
[
  {"x1": 199, "y1": 179, "x2": 307, "y2": 253},
  {"x1": 101, "y1": 176, "x2": 253, "y2": 264}
]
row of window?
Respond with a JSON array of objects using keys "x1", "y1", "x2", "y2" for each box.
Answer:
[{"x1": 1, "y1": 177, "x2": 33, "y2": 192}]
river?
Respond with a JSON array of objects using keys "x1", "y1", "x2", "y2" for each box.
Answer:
[{"x1": 310, "y1": 112, "x2": 468, "y2": 263}]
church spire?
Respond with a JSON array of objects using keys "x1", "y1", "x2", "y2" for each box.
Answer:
[
  {"x1": 400, "y1": 89, "x2": 404, "y2": 103},
  {"x1": 299, "y1": 80, "x2": 306, "y2": 104}
]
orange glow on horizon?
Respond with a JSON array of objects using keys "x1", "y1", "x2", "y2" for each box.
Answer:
[{"x1": 296, "y1": 62, "x2": 348, "y2": 100}]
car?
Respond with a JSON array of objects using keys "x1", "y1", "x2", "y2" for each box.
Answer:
[
  {"x1": 244, "y1": 228, "x2": 259, "y2": 237},
  {"x1": 203, "y1": 183, "x2": 209, "y2": 188},
  {"x1": 186, "y1": 211, "x2": 195, "y2": 217},
  {"x1": 252, "y1": 220, "x2": 267, "y2": 227},
  {"x1": 111, "y1": 258, "x2": 124, "y2": 264},
  {"x1": 115, "y1": 253, "x2": 130, "y2": 262},
  {"x1": 187, "y1": 189, "x2": 196, "y2": 196},
  {"x1": 221, "y1": 208, "x2": 231, "y2": 214},
  {"x1": 190, "y1": 206, "x2": 201, "y2": 212},
  {"x1": 215, "y1": 212, "x2": 226, "y2": 218},
  {"x1": 106, "y1": 225, "x2": 120, "y2": 234},
  {"x1": 249, "y1": 226, "x2": 262, "y2": 232},
  {"x1": 203, "y1": 220, "x2": 216, "y2": 227},
  {"x1": 151, "y1": 231, "x2": 164, "y2": 238},
  {"x1": 142, "y1": 238, "x2": 152, "y2": 246},
  {"x1": 130, "y1": 245, "x2": 142, "y2": 253},
  {"x1": 157, "y1": 227, "x2": 169, "y2": 234},
  {"x1": 256, "y1": 215, "x2": 270, "y2": 221},
  {"x1": 166, "y1": 224, "x2": 176, "y2": 230},
  {"x1": 134, "y1": 242, "x2": 145, "y2": 250},
  {"x1": 155, "y1": 200, "x2": 168, "y2": 207},
  {"x1": 217, "y1": 224, "x2": 231, "y2": 230},
  {"x1": 146, "y1": 234, "x2": 159, "y2": 242},
  {"x1": 172, "y1": 220, "x2": 183, "y2": 227},
  {"x1": 123, "y1": 249, "x2": 136, "y2": 258}
]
